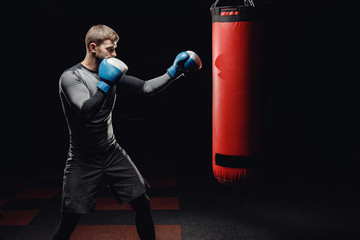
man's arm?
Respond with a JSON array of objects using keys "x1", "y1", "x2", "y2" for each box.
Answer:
[
  {"x1": 60, "y1": 70, "x2": 107, "y2": 120},
  {"x1": 117, "y1": 50, "x2": 202, "y2": 95},
  {"x1": 118, "y1": 73, "x2": 176, "y2": 96}
]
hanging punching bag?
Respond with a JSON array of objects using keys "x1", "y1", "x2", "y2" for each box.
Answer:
[{"x1": 211, "y1": 0, "x2": 263, "y2": 184}]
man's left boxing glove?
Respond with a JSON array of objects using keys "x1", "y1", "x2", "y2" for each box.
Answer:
[
  {"x1": 167, "y1": 50, "x2": 202, "y2": 78},
  {"x1": 97, "y1": 58, "x2": 128, "y2": 93}
]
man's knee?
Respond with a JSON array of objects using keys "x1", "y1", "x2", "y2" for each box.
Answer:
[
  {"x1": 52, "y1": 213, "x2": 82, "y2": 240},
  {"x1": 129, "y1": 193, "x2": 151, "y2": 215}
]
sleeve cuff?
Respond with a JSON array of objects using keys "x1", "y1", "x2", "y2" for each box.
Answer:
[{"x1": 97, "y1": 81, "x2": 111, "y2": 94}]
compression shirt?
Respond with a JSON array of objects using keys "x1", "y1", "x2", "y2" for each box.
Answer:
[{"x1": 59, "y1": 63, "x2": 176, "y2": 150}]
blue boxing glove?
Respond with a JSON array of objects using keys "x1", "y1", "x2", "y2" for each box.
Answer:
[
  {"x1": 97, "y1": 58, "x2": 128, "y2": 93},
  {"x1": 167, "y1": 50, "x2": 202, "y2": 78}
]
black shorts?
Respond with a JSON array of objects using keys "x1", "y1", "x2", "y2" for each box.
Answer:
[{"x1": 61, "y1": 143, "x2": 149, "y2": 214}]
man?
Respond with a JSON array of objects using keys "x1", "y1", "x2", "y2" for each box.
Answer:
[{"x1": 53, "y1": 24, "x2": 202, "y2": 240}]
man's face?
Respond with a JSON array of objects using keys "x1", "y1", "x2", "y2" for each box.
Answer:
[{"x1": 90, "y1": 39, "x2": 117, "y2": 62}]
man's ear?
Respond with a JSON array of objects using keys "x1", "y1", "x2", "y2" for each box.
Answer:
[{"x1": 89, "y1": 43, "x2": 97, "y2": 53}]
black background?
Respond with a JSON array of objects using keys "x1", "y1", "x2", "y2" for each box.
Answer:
[{"x1": 1, "y1": 0, "x2": 359, "y2": 190}]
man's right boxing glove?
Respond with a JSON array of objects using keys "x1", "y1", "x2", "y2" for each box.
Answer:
[
  {"x1": 97, "y1": 58, "x2": 128, "y2": 93},
  {"x1": 167, "y1": 50, "x2": 202, "y2": 78}
]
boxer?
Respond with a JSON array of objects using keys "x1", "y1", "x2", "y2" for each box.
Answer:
[{"x1": 52, "y1": 24, "x2": 201, "y2": 240}]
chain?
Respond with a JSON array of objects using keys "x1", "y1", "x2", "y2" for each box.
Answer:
[
  {"x1": 212, "y1": 0, "x2": 255, "y2": 9},
  {"x1": 244, "y1": 0, "x2": 255, "y2": 7}
]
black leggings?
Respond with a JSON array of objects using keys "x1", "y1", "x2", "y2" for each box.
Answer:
[
  {"x1": 52, "y1": 193, "x2": 155, "y2": 240},
  {"x1": 129, "y1": 193, "x2": 155, "y2": 240},
  {"x1": 51, "y1": 212, "x2": 81, "y2": 240}
]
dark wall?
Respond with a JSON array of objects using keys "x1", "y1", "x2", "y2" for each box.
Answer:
[{"x1": 2, "y1": 1, "x2": 358, "y2": 187}]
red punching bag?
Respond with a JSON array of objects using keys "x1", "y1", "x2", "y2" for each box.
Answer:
[{"x1": 211, "y1": 0, "x2": 263, "y2": 184}]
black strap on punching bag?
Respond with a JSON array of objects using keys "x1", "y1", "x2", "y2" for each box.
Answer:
[{"x1": 211, "y1": 0, "x2": 261, "y2": 22}]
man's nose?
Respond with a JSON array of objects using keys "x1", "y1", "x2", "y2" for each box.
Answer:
[{"x1": 112, "y1": 51, "x2": 117, "y2": 57}]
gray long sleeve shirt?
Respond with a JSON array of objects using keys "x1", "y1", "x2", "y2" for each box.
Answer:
[{"x1": 59, "y1": 63, "x2": 175, "y2": 150}]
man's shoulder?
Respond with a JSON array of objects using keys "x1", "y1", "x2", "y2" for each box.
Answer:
[
  {"x1": 61, "y1": 63, "x2": 82, "y2": 77},
  {"x1": 59, "y1": 63, "x2": 84, "y2": 86},
  {"x1": 63, "y1": 63, "x2": 98, "y2": 80}
]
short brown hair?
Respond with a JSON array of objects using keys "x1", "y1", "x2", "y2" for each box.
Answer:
[{"x1": 85, "y1": 24, "x2": 119, "y2": 51}]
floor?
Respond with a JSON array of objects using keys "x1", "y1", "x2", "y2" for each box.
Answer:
[{"x1": 0, "y1": 162, "x2": 359, "y2": 240}]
